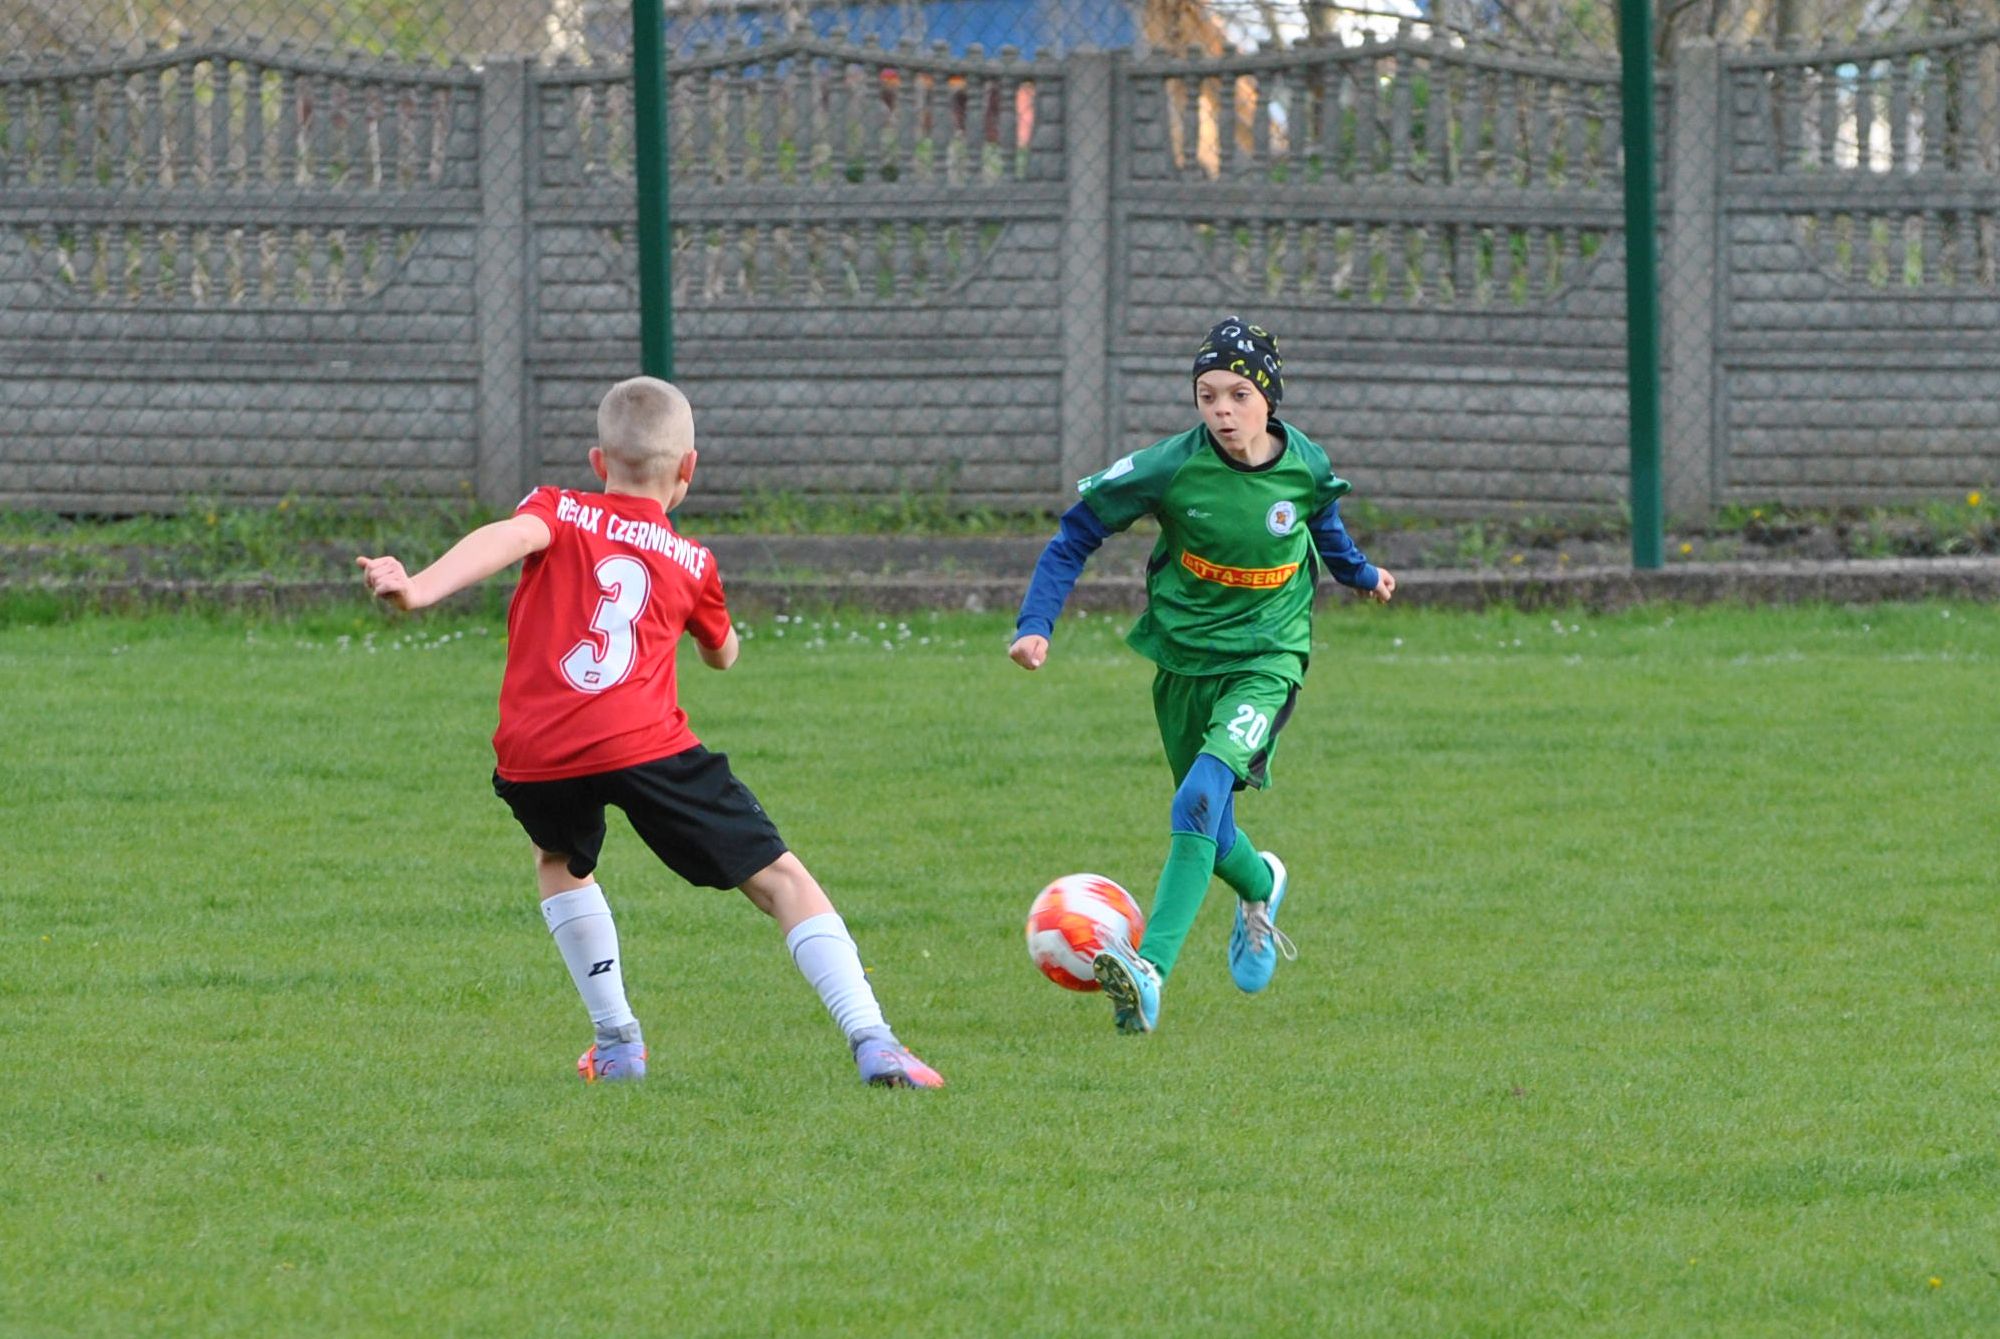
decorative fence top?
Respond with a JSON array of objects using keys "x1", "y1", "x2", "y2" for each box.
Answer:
[
  {"x1": 1726, "y1": 24, "x2": 2000, "y2": 178},
  {"x1": 1128, "y1": 30, "x2": 1623, "y2": 192},
  {"x1": 0, "y1": 42, "x2": 477, "y2": 195},
  {"x1": 539, "y1": 32, "x2": 1058, "y2": 195},
  {"x1": 1118, "y1": 31, "x2": 1626, "y2": 311},
  {"x1": 7, "y1": 27, "x2": 1999, "y2": 311},
  {"x1": 0, "y1": 42, "x2": 482, "y2": 309},
  {"x1": 1720, "y1": 27, "x2": 2000, "y2": 292}
]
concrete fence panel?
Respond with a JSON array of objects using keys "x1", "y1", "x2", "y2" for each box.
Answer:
[{"x1": 3, "y1": 26, "x2": 1997, "y2": 518}]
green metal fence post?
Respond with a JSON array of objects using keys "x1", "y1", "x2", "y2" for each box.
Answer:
[
  {"x1": 1619, "y1": 0, "x2": 1665, "y2": 569},
  {"x1": 632, "y1": 0, "x2": 673, "y2": 379}
]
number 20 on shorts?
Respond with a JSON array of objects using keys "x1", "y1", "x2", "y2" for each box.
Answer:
[{"x1": 1225, "y1": 703, "x2": 1270, "y2": 750}]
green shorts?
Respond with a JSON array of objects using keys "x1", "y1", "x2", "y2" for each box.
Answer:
[{"x1": 1152, "y1": 667, "x2": 1300, "y2": 791}]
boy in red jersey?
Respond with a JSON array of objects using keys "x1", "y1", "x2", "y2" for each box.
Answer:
[{"x1": 356, "y1": 376, "x2": 942, "y2": 1088}]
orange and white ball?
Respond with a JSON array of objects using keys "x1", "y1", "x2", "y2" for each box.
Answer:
[{"x1": 1025, "y1": 874, "x2": 1146, "y2": 992}]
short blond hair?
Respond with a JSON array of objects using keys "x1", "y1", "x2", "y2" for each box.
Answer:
[{"x1": 596, "y1": 376, "x2": 693, "y2": 483}]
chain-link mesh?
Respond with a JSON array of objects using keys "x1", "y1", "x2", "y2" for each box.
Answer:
[{"x1": 2, "y1": 1, "x2": 1995, "y2": 523}]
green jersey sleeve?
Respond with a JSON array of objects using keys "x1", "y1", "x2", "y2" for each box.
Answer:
[
  {"x1": 1301, "y1": 435, "x2": 1354, "y2": 514},
  {"x1": 1076, "y1": 436, "x2": 1196, "y2": 532}
]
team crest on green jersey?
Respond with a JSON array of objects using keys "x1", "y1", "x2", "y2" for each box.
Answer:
[{"x1": 1265, "y1": 500, "x2": 1298, "y2": 536}]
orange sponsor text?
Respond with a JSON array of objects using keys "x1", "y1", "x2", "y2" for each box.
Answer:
[{"x1": 1180, "y1": 551, "x2": 1300, "y2": 588}]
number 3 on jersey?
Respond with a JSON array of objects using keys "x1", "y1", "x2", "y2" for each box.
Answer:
[{"x1": 560, "y1": 555, "x2": 651, "y2": 693}]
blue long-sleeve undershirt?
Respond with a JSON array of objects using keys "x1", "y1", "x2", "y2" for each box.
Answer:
[
  {"x1": 1015, "y1": 500, "x2": 1379, "y2": 640},
  {"x1": 1308, "y1": 501, "x2": 1380, "y2": 593},
  {"x1": 1015, "y1": 502, "x2": 1109, "y2": 640}
]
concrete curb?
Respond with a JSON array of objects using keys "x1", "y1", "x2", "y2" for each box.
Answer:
[
  {"x1": 1379, "y1": 557, "x2": 2000, "y2": 611},
  {"x1": 719, "y1": 556, "x2": 2000, "y2": 613},
  {"x1": 13, "y1": 556, "x2": 1997, "y2": 614}
]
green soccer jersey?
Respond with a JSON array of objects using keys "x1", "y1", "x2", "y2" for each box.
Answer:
[{"x1": 1077, "y1": 421, "x2": 1350, "y2": 682}]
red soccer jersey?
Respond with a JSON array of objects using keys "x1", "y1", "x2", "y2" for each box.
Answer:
[{"x1": 492, "y1": 486, "x2": 731, "y2": 781}]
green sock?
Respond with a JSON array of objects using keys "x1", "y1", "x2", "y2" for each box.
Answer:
[
  {"x1": 1139, "y1": 832, "x2": 1219, "y2": 979},
  {"x1": 1214, "y1": 833, "x2": 1274, "y2": 902}
]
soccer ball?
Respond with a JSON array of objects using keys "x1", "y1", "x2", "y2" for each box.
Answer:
[{"x1": 1025, "y1": 874, "x2": 1146, "y2": 992}]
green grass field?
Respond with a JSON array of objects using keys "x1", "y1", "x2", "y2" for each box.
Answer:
[{"x1": 3, "y1": 600, "x2": 1996, "y2": 1336}]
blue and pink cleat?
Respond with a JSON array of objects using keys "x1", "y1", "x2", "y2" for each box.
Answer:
[
  {"x1": 852, "y1": 1030, "x2": 945, "y2": 1089},
  {"x1": 576, "y1": 1040, "x2": 648, "y2": 1083}
]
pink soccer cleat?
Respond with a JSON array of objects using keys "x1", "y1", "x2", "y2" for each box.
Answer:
[
  {"x1": 577, "y1": 1040, "x2": 648, "y2": 1083},
  {"x1": 852, "y1": 1031, "x2": 944, "y2": 1089}
]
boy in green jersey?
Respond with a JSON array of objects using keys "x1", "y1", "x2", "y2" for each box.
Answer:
[{"x1": 1010, "y1": 318, "x2": 1395, "y2": 1033}]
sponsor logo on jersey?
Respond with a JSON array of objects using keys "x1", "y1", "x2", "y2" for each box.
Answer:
[
  {"x1": 551, "y1": 493, "x2": 706, "y2": 580},
  {"x1": 1180, "y1": 550, "x2": 1301, "y2": 589},
  {"x1": 605, "y1": 514, "x2": 708, "y2": 579},
  {"x1": 1265, "y1": 500, "x2": 1298, "y2": 536},
  {"x1": 556, "y1": 493, "x2": 605, "y2": 534}
]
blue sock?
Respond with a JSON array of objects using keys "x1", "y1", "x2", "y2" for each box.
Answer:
[
  {"x1": 1143, "y1": 754, "x2": 1242, "y2": 975},
  {"x1": 1168, "y1": 754, "x2": 1237, "y2": 843}
]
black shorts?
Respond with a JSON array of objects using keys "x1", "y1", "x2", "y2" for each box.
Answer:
[{"x1": 492, "y1": 746, "x2": 789, "y2": 889}]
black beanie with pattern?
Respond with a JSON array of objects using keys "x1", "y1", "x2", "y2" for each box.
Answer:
[{"x1": 1192, "y1": 317, "x2": 1283, "y2": 407}]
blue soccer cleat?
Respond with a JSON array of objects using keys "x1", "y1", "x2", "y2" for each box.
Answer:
[
  {"x1": 853, "y1": 1030, "x2": 945, "y2": 1089},
  {"x1": 577, "y1": 1039, "x2": 648, "y2": 1083},
  {"x1": 1228, "y1": 851, "x2": 1297, "y2": 994},
  {"x1": 1092, "y1": 938, "x2": 1162, "y2": 1034}
]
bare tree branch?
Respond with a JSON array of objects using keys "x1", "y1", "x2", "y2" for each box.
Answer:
[{"x1": 1481, "y1": 0, "x2": 1556, "y2": 50}]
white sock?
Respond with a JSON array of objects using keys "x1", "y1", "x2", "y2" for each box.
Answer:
[
  {"x1": 541, "y1": 884, "x2": 639, "y2": 1042},
  {"x1": 784, "y1": 912, "x2": 888, "y2": 1046}
]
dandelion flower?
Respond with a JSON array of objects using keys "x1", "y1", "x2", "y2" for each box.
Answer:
[
  {"x1": 1679, "y1": 542, "x2": 1693, "y2": 555},
  {"x1": 1969, "y1": 491, "x2": 1983, "y2": 508}
]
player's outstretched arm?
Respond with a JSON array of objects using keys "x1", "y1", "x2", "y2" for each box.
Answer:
[
  {"x1": 1308, "y1": 502, "x2": 1395, "y2": 604},
  {"x1": 1011, "y1": 503, "x2": 1111, "y2": 672},
  {"x1": 357, "y1": 514, "x2": 550, "y2": 611},
  {"x1": 697, "y1": 626, "x2": 740, "y2": 671}
]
